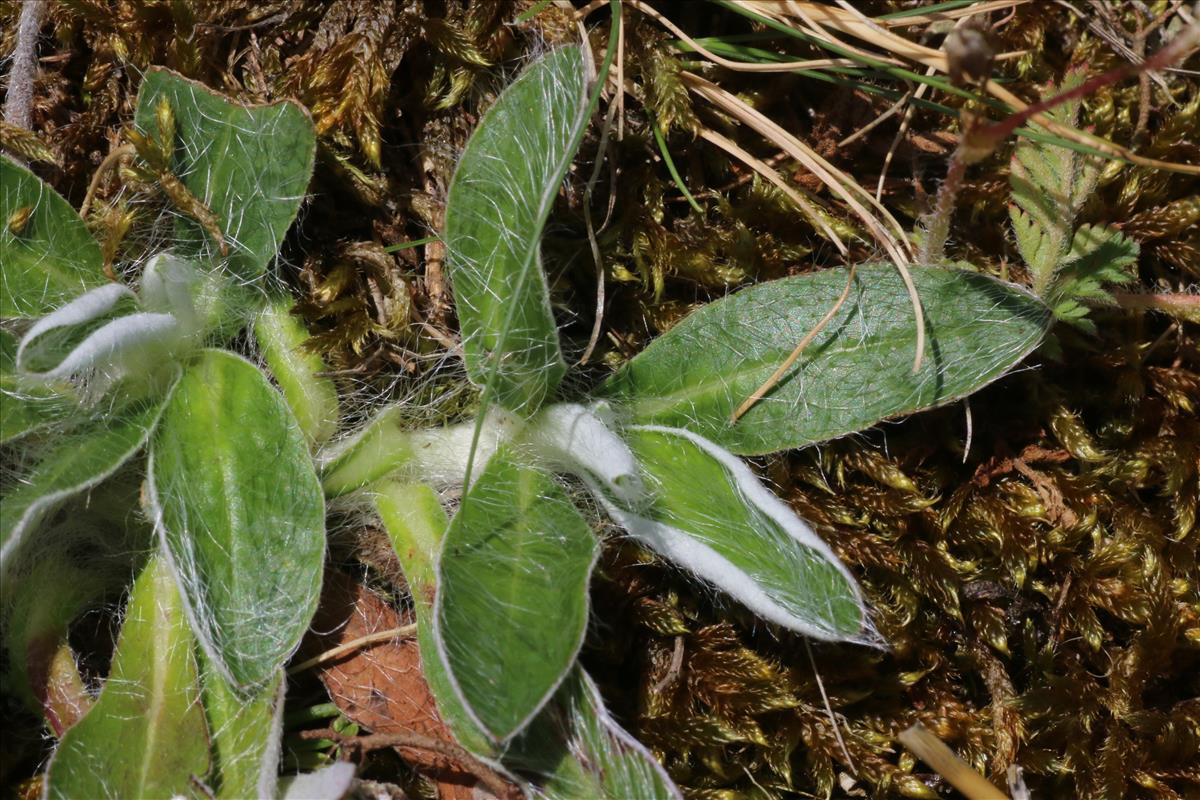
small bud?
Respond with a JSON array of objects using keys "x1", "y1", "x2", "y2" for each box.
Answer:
[
  {"x1": 155, "y1": 96, "x2": 176, "y2": 162},
  {"x1": 944, "y1": 23, "x2": 994, "y2": 88},
  {"x1": 8, "y1": 205, "x2": 34, "y2": 235},
  {"x1": 958, "y1": 110, "x2": 1004, "y2": 164}
]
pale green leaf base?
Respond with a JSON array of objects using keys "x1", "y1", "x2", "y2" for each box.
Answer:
[{"x1": 45, "y1": 556, "x2": 210, "y2": 800}]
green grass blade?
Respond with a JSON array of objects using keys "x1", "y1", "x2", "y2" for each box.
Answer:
[
  {"x1": 0, "y1": 155, "x2": 104, "y2": 318},
  {"x1": 708, "y1": 1, "x2": 1125, "y2": 161},
  {"x1": 149, "y1": 349, "x2": 325, "y2": 689},
  {"x1": 601, "y1": 265, "x2": 1050, "y2": 455}
]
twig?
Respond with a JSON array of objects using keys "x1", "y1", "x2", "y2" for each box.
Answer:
[
  {"x1": 650, "y1": 635, "x2": 685, "y2": 693},
  {"x1": 3, "y1": 0, "x2": 46, "y2": 133},
  {"x1": 286, "y1": 624, "x2": 417, "y2": 676},
  {"x1": 306, "y1": 727, "x2": 514, "y2": 799},
  {"x1": 80, "y1": 144, "x2": 135, "y2": 220},
  {"x1": 917, "y1": 144, "x2": 968, "y2": 265},
  {"x1": 732, "y1": 264, "x2": 857, "y2": 422},
  {"x1": 1112, "y1": 291, "x2": 1200, "y2": 323},
  {"x1": 806, "y1": 639, "x2": 857, "y2": 775}
]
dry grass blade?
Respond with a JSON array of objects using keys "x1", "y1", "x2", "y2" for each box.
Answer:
[
  {"x1": 731, "y1": 263, "x2": 856, "y2": 422},
  {"x1": 286, "y1": 624, "x2": 417, "y2": 675},
  {"x1": 698, "y1": 127, "x2": 847, "y2": 256},
  {"x1": 898, "y1": 723, "x2": 1009, "y2": 800},
  {"x1": 684, "y1": 72, "x2": 926, "y2": 372},
  {"x1": 756, "y1": 1, "x2": 1200, "y2": 175},
  {"x1": 623, "y1": 0, "x2": 864, "y2": 73}
]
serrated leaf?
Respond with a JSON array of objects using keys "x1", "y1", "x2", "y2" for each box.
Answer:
[
  {"x1": 601, "y1": 265, "x2": 1049, "y2": 456},
  {"x1": 434, "y1": 450, "x2": 598, "y2": 743},
  {"x1": 0, "y1": 155, "x2": 104, "y2": 318},
  {"x1": 373, "y1": 481, "x2": 496, "y2": 757},
  {"x1": 149, "y1": 349, "x2": 325, "y2": 689},
  {"x1": 595, "y1": 427, "x2": 871, "y2": 642},
  {"x1": 0, "y1": 329, "x2": 75, "y2": 443},
  {"x1": 508, "y1": 668, "x2": 683, "y2": 800},
  {"x1": 1049, "y1": 223, "x2": 1139, "y2": 328},
  {"x1": 1008, "y1": 71, "x2": 1100, "y2": 295},
  {"x1": 0, "y1": 395, "x2": 166, "y2": 573},
  {"x1": 44, "y1": 555, "x2": 210, "y2": 800},
  {"x1": 200, "y1": 660, "x2": 285, "y2": 800},
  {"x1": 443, "y1": 46, "x2": 589, "y2": 414},
  {"x1": 133, "y1": 69, "x2": 316, "y2": 280}
]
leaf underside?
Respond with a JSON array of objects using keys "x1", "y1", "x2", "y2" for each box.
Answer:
[
  {"x1": 507, "y1": 668, "x2": 683, "y2": 799},
  {"x1": 435, "y1": 450, "x2": 598, "y2": 743},
  {"x1": 601, "y1": 264, "x2": 1050, "y2": 455},
  {"x1": 612, "y1": 427, "x2": 868, "y2": 642},
  {"x1": 150, "y1": 349, "x2": 325, "y2": 689},
  {"x1": 443, "y1": 46, "x2": 589, "y2": 414}
]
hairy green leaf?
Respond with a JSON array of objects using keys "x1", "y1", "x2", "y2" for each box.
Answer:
[
  {"x1": 443, "y1": 46, "x2": 589, "y2": 414},
  {"x1": 435, "y1": 451, "x2": 598, "y2": 743},
  {"x1": 200, "y1": 660, "x2": 285, "y2": 799},
  {"x1": 14, "y1": 282, "x2": 185, "y2": 401},
  {"x1": 0, "y1": 514, "x2": 139, "y2": 724},
  {"x1": 601, "y1": 265, "x2": 1049, "y2": 455},
  {"x1": 45, "y1": 555, "x2": 210, "y2": 800},
  {"x1": 0, "y1": 329, "x2": 75, "y2": 443},
  {"x1": 598, "y1": 427, "x2": 871, "y2": 642},
  {"x1": 149, "y1": 349, "x2": 325, "y2": 689},
  {"x1": 0, "y1": 396, "x2": 166, "y2": 573},
  {"x1": 133, "y1": 69, "x2": 315, "y2": 280},
  {"x1": 508, "y1": 668, "x2": 683, "y2": 799},
  {"x1": 0, "y1": 155, "x2": 104, "y2": 318},
  {"x1": 254, "y1": 297, "x2": 339, "y2": 448}
]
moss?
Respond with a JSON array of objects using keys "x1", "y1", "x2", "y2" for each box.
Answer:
[{"x1": 4, "y1": 0, "x2": 1197, "y2": 796}]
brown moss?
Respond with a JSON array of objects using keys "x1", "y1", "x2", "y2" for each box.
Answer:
[{"x1": 4, "y1": 1, "x2": 1197, "y2": 797}]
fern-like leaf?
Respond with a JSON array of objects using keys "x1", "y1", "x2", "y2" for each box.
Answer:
[
  {"x1": 1008, "y1": 72, "x2": 1100, "y2": 295},
  {"x1": 1009, "y1": 72, "x2": 1138, "y2": 332},
  {"x1": 1047, "y1": 224, "x2": 1139, "y2": 333}
]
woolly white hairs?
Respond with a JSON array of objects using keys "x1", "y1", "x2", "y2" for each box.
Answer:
[{"x1": 588, "y1": 425, "x2": 879, "y2": 646}]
